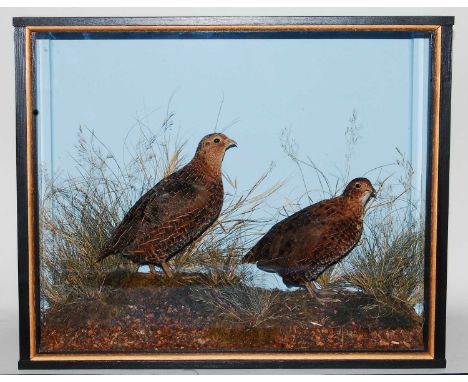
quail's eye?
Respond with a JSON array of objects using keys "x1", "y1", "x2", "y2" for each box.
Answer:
[
  {"x1": 213, "y1": 138, "x2": 220, "y2": 143},
  {"x1": 355, "y1": 183, "x2": 361, "y2": 189}
]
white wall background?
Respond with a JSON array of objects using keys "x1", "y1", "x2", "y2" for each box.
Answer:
[{"x1": 0, "y1": 7, "x2": 467, "y2": 375}]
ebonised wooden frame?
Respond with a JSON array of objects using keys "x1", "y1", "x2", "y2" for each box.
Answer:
[{"x1": 14, "y1": 16, "x2": 454, "y2": 370}]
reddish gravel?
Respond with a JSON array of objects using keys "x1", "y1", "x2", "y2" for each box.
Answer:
[{"x1": 39, "y1": 273, "x2": 424, "y2": 353}]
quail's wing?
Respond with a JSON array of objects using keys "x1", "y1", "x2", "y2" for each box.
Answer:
[
  {"x1": 97, "y1": 185, "x2": 157, "y2": 261},
  {"x1": 269, "y1": 203, "x2": 362, "y2": 279},
  {"x1": 291, "y1": 213, "x2": 363, "y2": 279},
  {"x1": 98, "y1": 167, "x2": 215, "y2": 260},
  {"x1": 245, "y1": 201, "x2": 329, "y2": 264},
  {"x1": 127, "y1": 171, "x2": 221, "y2": 260}
]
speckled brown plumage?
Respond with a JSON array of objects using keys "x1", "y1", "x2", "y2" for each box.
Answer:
[
  {"x1": 243, "y1": 178, "x2": 376, "y2": 295},
  {"x1": 97, "y1": 133, "x2": 237, "y2": 276}
]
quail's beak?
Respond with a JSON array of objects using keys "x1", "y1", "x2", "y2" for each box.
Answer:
[
  {"x1": 226, "y1": 139, "x2": 237, "y2": 150},
  {"x1": 370, "y1": 188, "x2": 377, "y2": 198}
]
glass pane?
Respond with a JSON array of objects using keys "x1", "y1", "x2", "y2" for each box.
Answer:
[{"x1": 35, "y1": 31, "x2": 430, "y2": 353}]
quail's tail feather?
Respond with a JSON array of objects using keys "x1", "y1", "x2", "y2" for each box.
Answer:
[
  {"x1": 242, "y1": 249, "x2": 257, "y2": 264},
  {"x1": 95, "y1": 249, "x2": 112, "y2": 263}
]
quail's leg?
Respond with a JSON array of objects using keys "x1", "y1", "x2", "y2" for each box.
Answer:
[
  {"x1": 148, "y1": 264, "x2": 156, "y2": 274},
  {"x1": 305, "y1": 280, "x2": 340, "y2": 304},
  {"x1": 160, "y1": 261, "x2": 173, "y2": 278},
  {"x1": 305, "y1": 281, "x2": 321, "y2": 300}
]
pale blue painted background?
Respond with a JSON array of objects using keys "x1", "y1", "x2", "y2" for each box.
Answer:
[{"x1": 35, "y1": 34, "x2": 430, "y2": 288}]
